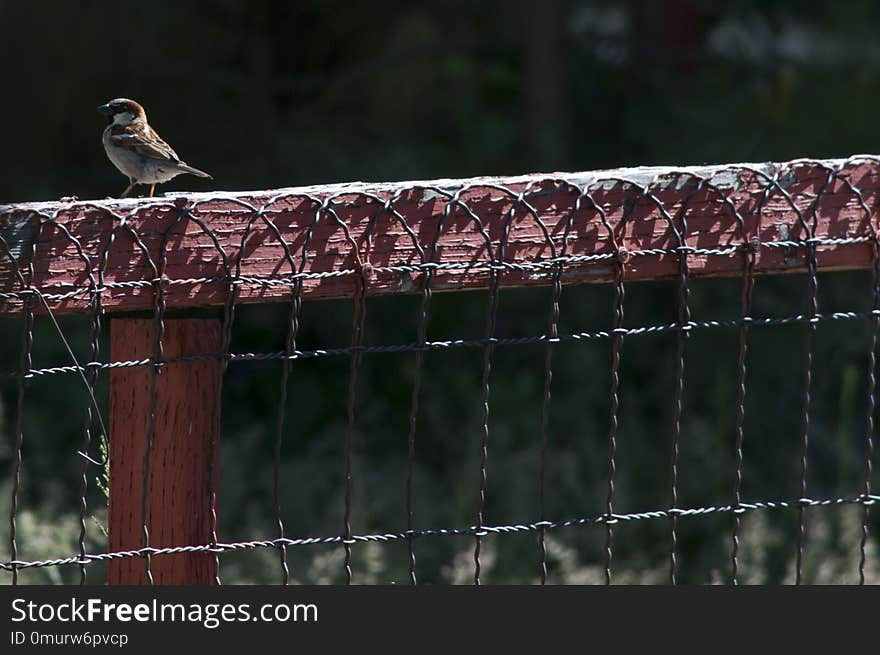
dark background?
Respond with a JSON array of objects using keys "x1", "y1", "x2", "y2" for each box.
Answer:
[{"x1": 1, "y1": 0, "x2": 879, "y2": 584}]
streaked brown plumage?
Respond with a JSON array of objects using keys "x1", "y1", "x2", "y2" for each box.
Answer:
[{"x1": 98, "y1": 98, "x2": 212, "y2": 198}]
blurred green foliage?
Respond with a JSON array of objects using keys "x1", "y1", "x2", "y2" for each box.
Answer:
[{"x1": 1, "y1": 0, "x2": 879, "y2": 583}]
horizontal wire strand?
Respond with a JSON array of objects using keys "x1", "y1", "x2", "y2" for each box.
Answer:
[{"x1": 2, "y1": 493, "x2": 876, "y2": 572}]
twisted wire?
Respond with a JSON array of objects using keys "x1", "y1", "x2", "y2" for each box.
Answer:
[
  {"x1": 10, "y1": 307, "x2": 880, "y2": 381},
  {"x1": 860, "y1": 236, "x2": 880, "y2": 584},
  {"x1": 269, "y1": 204, "x2": 316, "y2": 586},
  {"x1": 537, "y1": 242, "x2": 566, "y2": 583},
  {"x1": 663, "y1": 174, "x2": 702, "y2": 584},
  {"x1": 792, "y1": 164, "x2": 834, "y2": 584},
  {"x1": 1, "y1": 225, "x2": 37, "y2": 586},
  {"x1": 401, "y1": 188, "x2": 436, "y2": 586},
  {"x1": 2, "y1": 492, "x2": 875, "y2": 573},
  {"x1": 604, "y1": 233, "x2": 626, "y2": 586},
  {"x1": 10, "y1": 295, "x2": 33, "y2": 586},
  {"x1": 474, "y1": 231, "x2": 500, "y2": 585},
  {"x1": 731, "y1": 243, "x2": 757, "y2": 584},
  {"x1": 1, "y1": 236, "x2": 874, "y2": 310},
  {"x1": 77, "y1": 270, "x2": 101, "y2": 585}
]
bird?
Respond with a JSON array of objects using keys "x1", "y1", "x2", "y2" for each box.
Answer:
[{"x1": 97, "y1": 98, "x2": 212, "y2": 198}]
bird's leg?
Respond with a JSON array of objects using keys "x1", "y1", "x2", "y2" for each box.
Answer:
[
  {"x1": 120, "y1": 180, "x2": 137, "y2": 198},
  {"x1": 149, "y1": 184, "x2": 156, "y2": 198}
]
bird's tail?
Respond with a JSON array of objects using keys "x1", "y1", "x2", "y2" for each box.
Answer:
[{"x1": 178, "y1": 163, "x2": 213, "y2": 179}]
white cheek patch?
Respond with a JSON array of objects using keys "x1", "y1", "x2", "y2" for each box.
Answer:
[{"x1": 112, "y1": 111, "x2": 135, "y2": 125}]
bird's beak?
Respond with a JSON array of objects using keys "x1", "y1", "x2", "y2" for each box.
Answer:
[{"x1": 97, "y1": 103, "x2": 113, "y2": 115}]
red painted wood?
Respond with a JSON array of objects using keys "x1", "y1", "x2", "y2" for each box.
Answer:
[
  {"x1": 1, "y1": 159, "x2": 878, "y2": 316},
  {"x1": 107, "y1": 318, "x2": 221, "y2": 585}
]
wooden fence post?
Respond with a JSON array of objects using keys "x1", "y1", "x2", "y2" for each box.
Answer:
[{"x1": 107, "y1": 317, "x2": 222, "y2": 584}]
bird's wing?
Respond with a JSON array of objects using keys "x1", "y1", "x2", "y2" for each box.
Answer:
[{"x1": 109, "y1": 124, "x2": 180, "y2": 162}]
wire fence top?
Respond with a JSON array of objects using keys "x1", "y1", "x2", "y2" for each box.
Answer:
[{"x1": 1, "y1": 155, "x2": 879, "y2": 316}]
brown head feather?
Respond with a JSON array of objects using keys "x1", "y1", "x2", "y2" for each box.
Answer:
[{"x1": 105, "y1": 98, "x2": 147, "y2": 121}]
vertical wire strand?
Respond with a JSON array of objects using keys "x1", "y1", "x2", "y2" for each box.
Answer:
[
  {"x1": 30, "y1": 211, "x2": 107, "y2": 586},
  {"x1": 355, "y1": 192, "x2": 431, "y2": 586},
  {"x1": 225, "y1": 197, "x2": 317, "y2": 587},
  {"x1": 341, "y1": 201, "x2": 374, "y2": 586},
  {"x1": 78, "y1": 216, "x2": 121, "y2": 586},
  {"x1": 670, "y1": 310, "x2": 685, "y2": 584},
  {"x1": 141, "y1": 271, "x2": 166, "y2": 585},
  {"x1": 10, "y1": 293, "x2": 33, "y2": 586},
  {"x1": 24, "y1": 219, "x2": 110, "y2": 581},
  {"x1": 272, "y1": 262, "x2": 309, "y2": 584},
  {"x1": 656, "y1": 175, "x2": 713, "y2": 584},
  {"x1": 274, "y1": 291, "x2": 298, "y2": 584},
  {"x1": 274, "y1": 346, "x2": 293, "y2": 584},
  {"x1": 669, "y1": 189, "x2": 694, "y2": 585},
  {"x1": 403, "y1": 188, "x2": 458, "y2": 585},
  {"x1": 537, "y1": 260, "x2": 562, "y2": 585},
  {"x1": 97, "y1": 216, "x2": 159, "y2": 587},
  {"x1": 273, "y1": 343, "x2": 292, "y2": 585},
  {"x1": 79, "y1": 217, "x2": 127, "y2": 586},
  {"x1": 731, "y1": 238, "x2": 757, "y2": 584},
  {"x1": 271, "y1": 203, "x2": 318, "y2": 585},
  {"x1": 375, "y1": 193, "x2": 433, "y2": 587},
  {"x1": 405, "y1": 287, "x2": 429, "y2": 585},
  {"x1": 531, "y1": 184, "x2": 570, "y2": 586},
  {"x1": 471, "y1": 185, "x2": 544, "y2": 585},
  {"x1": 76, "y1": 213, "x2": 116, "y2": 586},
  {"x1": 474, "y1": 264, "x2": 499, "y2": 586},
  {"x1": 195, "y1": 203, "x2": 248, "y2": 587},
  {"x1": 344, "y1": 266, "x2": 368, "y2": 585},
  {"x1": 406, "y1": 298, "x2": 429, "y2": 585},
  {"x1": 596, "y1": 181, "x2": 638, "y2": 587},
  {"x1": 211, "y1": 267, "x2": 237, "y2": 586},
  {"x1": 829, "y1": 161, "x2": 879, "y2": 585},
  {"x1": 273, "y1": 282, "x2": 301, "y2": 585},
  {"x1": 405, "y1": 237, "x2": 432, "y2": 586},
  {"x1": 140, "y1": 204, "x2": 187, "y2": 585},
  {"x1": 728, "y1": 167, "x2": 781, "y2": 585},
  {"x1": 77, "y1": 282, "x2": 101, "y2": 585},
  {"x1": 794, "y1": 168, "x2": 831, "y2": 585},
  {"x1": 595, "y1": 179, "x2": 650, "y2": 585},
  {"x1": 604, "y1": 248, "x2": 626, "y2": 585},
  {"x1": 459, "y1": 183, "x2": 561, "y2": 585},
  {"x1": 273, "y1": 297, "x2": 297, "y2": 584},
  {"x1": 860, "y1": 235, "x2": 879, "y2": 584},
  {"x1": 3, "y1": 228, "x2": 37, "y2": 587},
  {"x1": 796, "y1": 242, "x2": 816, "y2": 585},
  {"x1": 472, "y1": 191, "x2": 509, "y2": 587}
]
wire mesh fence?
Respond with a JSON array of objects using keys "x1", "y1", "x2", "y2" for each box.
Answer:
[{"x1": 0, "y1": 156, "x2": 878, "y2": 584}]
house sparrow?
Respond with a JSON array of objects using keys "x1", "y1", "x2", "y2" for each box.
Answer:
[{"x1": 97, "y1": 98, "x2": 212, "y2": 198}]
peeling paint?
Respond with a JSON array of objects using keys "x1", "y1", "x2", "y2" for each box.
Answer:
[
  {"x1": 0, "y1": 210, "x2": 38, "y2": 263},
  {"x1": 778, "y1": 168, "x2": 798, "y2": 190},
  {"x1": 563, "y1": 266, "x2": 612, "y2": 278},
  {"x1": 398, "y1": 271, "x2": 415, "y2": 293},
  {"x1": 708, "y1": 168, "x2": 742, "y2": 190}
]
